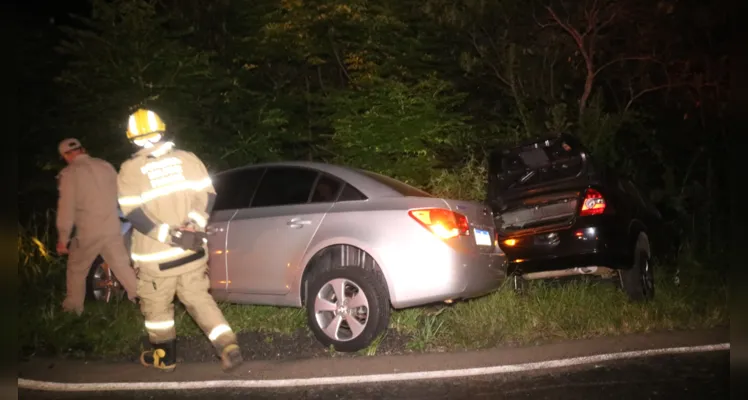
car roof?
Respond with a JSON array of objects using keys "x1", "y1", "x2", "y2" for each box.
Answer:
[{"x1": 213, "y1": 160, "x2": 405, "y2": 198}]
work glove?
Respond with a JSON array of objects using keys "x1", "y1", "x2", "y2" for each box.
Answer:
[{"x1": 169, "y1": 228, "x2": 207, "y2": 251}]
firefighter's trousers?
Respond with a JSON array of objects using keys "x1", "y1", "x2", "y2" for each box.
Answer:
[
  {"x1": 63, "y1": 235, "x2": 138, "y2": 314},
  {"x1": 136, "y1": 264, "x2": 237, "y2": 351}
]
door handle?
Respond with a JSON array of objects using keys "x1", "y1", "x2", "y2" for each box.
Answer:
[
  {"x1": 206, "y1": 226, "x2": 223, "y2": 236},
  {"x1": 287, "y1": 218, "x2": 312, "y2": 228}
]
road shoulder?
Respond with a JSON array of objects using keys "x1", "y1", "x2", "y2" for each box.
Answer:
[{"x1": 18, "y1": 328, "x2": 729, "y2": 385}]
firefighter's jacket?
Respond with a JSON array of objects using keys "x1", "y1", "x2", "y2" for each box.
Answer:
[
  {"x1": 56, "y1": 154, "x2": 122, "y2": 243},
  {"x1": 117, "y1": 142, "x2": 216, "y2": 277}
]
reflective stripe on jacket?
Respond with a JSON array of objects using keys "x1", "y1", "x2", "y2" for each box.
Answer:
[{"x1": 117, "y1": 142, "x2": 216, "y2": 276}]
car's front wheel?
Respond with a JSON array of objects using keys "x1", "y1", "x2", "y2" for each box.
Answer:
[{"x1": 305, "y1": 259, "x2": 390, "y2": 352}]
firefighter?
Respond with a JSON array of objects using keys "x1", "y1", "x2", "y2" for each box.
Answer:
[
  {"x1": 117, "y1": 108, "x2": 243, "y2": 373},
  {"x1": 55, "y1": 138, "x2": 139, "y2": 315}
]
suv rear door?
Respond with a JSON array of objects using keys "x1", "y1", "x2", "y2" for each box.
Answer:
[
  {"x1": 488, "y1": 134, "x2": 597, "y2": 236},
  {"x1": 225, "y1": 166, "x2": 336, "y2": 296}
]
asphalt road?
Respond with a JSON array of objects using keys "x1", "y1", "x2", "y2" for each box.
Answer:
[{"x1": 19, "y1": 349, "x2": 729, "y2": 400}]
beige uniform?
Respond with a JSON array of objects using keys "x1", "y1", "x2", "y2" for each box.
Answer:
[
  {"x1": 117, "y1": 141, "x2": 237, "y2": 349},
  {"x1": 56, "y1": 154, "x2": 138, "y2": 314}
]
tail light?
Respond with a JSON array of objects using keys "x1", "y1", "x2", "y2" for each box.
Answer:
[
  {"x1": 408, "y1": 208, "x2": 469, "y2": 240},
  {"x1": 579, "y1": 188, "x2": 606, "y2": 216}
]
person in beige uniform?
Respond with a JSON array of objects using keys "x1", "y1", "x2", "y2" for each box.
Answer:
[
  {"x1": 55, "y1": 138, "x2": 139, "y2": 315},
  {"x1": 118, "y1": 108, "x2": 243, "y2": 373}
]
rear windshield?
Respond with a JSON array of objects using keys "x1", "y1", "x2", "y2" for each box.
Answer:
[{"x1": 358, "y1": 170, "x2": 433, "y2": 197}]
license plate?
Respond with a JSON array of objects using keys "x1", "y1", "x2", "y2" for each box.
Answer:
[{"x1": 474, "y1": 228, "x2": 492, "y2": 246}]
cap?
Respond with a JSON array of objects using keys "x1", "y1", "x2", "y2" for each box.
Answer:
[{"x1": 58, "y1": 138, "x2": 82, "y2": 156}]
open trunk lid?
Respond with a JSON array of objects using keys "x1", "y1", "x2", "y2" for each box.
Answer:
[{"x1": 487, "y1": 133, "x2": 598, "y2": 235}]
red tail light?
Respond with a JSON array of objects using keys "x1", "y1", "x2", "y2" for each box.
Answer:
[
  {"x1": 408, "y1": 208, "x2": 469, "y2": 240},
  {"x1": 579, "y1": 188, "x2": 606, "y2": 216}
]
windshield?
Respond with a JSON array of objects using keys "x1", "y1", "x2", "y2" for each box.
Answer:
[{"x1": 358, "y1": 170, "x2": 433, "y2": 197}]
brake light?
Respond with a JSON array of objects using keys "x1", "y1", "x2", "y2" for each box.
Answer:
[
  {"x1": 580, "y1": 188, "x2": 606, "y2": 216},
  {"x1": 408, "y1": 208, "x2": 469, "y2": 240}
]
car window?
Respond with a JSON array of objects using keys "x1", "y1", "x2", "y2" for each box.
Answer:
[
  {"x1": 357, "y1": 170, "x2": 433, "y2": 197},
  {"x1": 310, "y1": 174, "x2": 343, "y2": 203},
  {"x1": 251, "y1": 167, "x2": 319, "y2": 207},
  {"x1": 212, "y1": 167, "x2": 265, "y2": 212},
  {"x1": 337, "y1": 183, "x2": 368, "y2": 201}
]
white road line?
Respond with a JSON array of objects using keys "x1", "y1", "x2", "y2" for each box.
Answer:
[{"x1": 18, "y1": 343, "x2": 729, "y2": 392}]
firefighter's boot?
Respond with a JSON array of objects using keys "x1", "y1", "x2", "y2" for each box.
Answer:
[
  {"x1": 140, "y1": 339, "x2": 177, "y2": 372},
  {"x1": 219, "y1": 343, "x2": 244, "y2": 373}
]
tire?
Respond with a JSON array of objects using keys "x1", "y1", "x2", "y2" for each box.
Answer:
[
  {"x1": 619, "y1": 235, "x2": 655, "y2": 302},
  {"x1": 304, "y1": 254, "x2": 391, "y2": 352},
  {"x1": 86, "y1": 256, "x2": 125, "y2": 303}
]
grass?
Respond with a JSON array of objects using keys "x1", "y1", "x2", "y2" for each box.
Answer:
[
  {"x1": 433, "y1": 269, "x2": 727, "y2": 351},
  {"x1": 18, "y1": 216, "x2": 728, "y2": 360},
  {"x1": 18, "y1": 265, "x2": 727, "y2": 360}
]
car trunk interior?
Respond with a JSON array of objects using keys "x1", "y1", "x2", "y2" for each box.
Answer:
[
  {"x1": 496, "y1": 191, "x2": 581, "y2": 234},
  {"x1": 488, "y1": 134, "x2": 595, "y2": 235}
]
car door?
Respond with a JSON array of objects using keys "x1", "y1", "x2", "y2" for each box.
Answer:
[
  {"x1": 206, "y1": 167, "x2": 265, "y2": 292},
  {"x1": 225, "y1": 166, "x2": 335, "y2": 295}
]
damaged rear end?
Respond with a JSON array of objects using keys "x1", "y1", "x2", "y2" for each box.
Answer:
[
  {"x1": 488, "y1": 133, "x2": 624, "y2": 281},
  {"x1": 498, "y1": 190, "x2": 581, "y2": 235}
]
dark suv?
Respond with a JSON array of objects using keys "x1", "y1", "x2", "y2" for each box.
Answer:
[{"x1": 488, "y1": 133, "x2": 662, "y2": 301}]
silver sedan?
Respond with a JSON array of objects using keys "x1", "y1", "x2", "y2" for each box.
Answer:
[{"x1": 207, "y1": 161, "x2": 507, "y2": 352}]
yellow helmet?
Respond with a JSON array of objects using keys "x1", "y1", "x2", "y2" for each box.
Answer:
[{"x1": 126, "y1": 108, "x2": 166, "y2": 142}]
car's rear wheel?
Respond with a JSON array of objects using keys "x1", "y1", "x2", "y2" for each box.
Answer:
[
  {"x1": 619, "y1": 236, "x2": 654, "y2": 302},
  {"x1": 305, "y1": 257, "x2": 390, "y2": 352},
  {"x1": 86, "y1": 257, "x2": 125, "y2": 303}
]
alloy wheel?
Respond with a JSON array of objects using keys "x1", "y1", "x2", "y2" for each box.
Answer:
[
  {"x1": 313, "y1": 278, "x2": 370, "y2": 342},
  {"x1": 91, "y1": 263, "x2": 123, "y2": 302}
]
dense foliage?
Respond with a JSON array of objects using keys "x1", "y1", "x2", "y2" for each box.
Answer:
[{"x1": 16, "y1": 0, "x2": 731, "y2": 263}]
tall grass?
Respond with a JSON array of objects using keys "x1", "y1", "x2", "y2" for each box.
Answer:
[
  {"x1": 427, "y1": 156, "x2": 487, "y2": 201},
  {"x1": 19, "y1": 211, "x2": 64, "y2": 286},
  {"x1": 434, "y1": 266, "x2": 727, "y2": 350},
  {"x1": 17, "y1": 211, "x2": 308, "y2": 359}
]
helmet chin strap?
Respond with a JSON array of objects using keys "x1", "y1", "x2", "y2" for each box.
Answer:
[
  {"x1": 132, "y1": 134, "x2": 175, "y2": 158},
  {"x1": 133, "y1": 134, "x2": 163, "y2": 148}
]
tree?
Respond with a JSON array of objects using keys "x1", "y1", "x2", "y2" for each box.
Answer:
[
  {"x1": 52, "y1": 0, "x2": 475, "y2": 180},
  {"x1": 40, "y1": 0, "x2": 730, "y2": 260},
  {"x1": 54, "y1": 0, "x2": 292, "y2": 171},
  {"x1": 328, "y1": 75, "x2": 471, "y2": 185}
]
